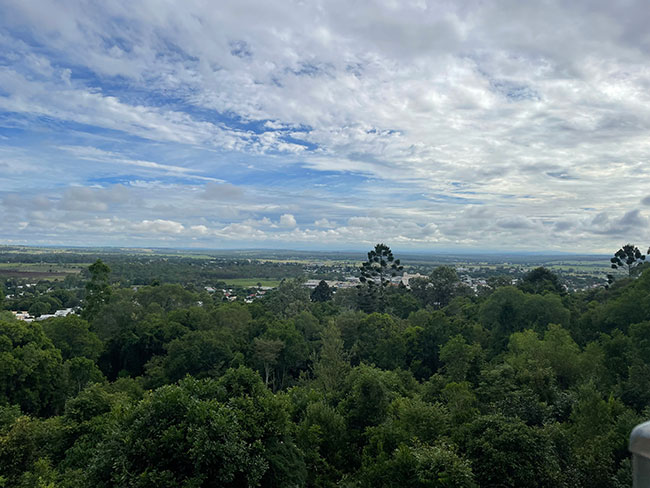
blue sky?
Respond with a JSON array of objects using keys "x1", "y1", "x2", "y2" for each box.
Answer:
[{"x1": 1, "y1": 0, "x2": 649, "y2": 252}]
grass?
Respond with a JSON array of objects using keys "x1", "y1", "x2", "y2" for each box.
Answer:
[
  {"x1": 0, "y1": 262, "x2": 88, "y2": 271},
  {"x1": 0, "y1": 262, "x2": 88, "y2": 280},
  {"x1": 221, "y1": 278, "x2": 281, "y2": 288}
]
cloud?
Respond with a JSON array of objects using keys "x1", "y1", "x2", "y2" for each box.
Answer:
[
  {"x1": 201, "y1": 182, "x2": 245, "y2": 200},
  {"x1": 57, "y1": 146, "x2": 218, "y2": 181},
  {"x1": 589, "y1": 209, "x2": 648, "y2": 236},
  {"x1": 1, "y1": 1, "x2": 650, "y2": 251},
  {"x1": 496, "y1": 216, "x2": 538, "y2": 230},
  {"x1": 314, "y1": 218, "x2": 336, "y2": 228},
  {"x1": 133, "y1": 219, "x2": 185, "y2": 234},
  {"x1": 2, "y1": 194, "x2": 53, "y2": 210},
  {"x1": 59, "y1": 185, "x2": 131, "y2": 212},
  {"x1": 279, "y1": 213, "x2": 297, "y2": 228},
  {"x1": 190, "y1": 225, "x2": 209, "y2": 235}
]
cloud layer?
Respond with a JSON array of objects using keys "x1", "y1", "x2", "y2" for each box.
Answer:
[{"x1": 1, "y1": 1, "x2": 649, "y2": 252}]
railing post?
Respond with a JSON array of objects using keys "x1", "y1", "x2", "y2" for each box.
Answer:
[{"x1": 630, "y1": 421, "x2": 650, "y2": 487}]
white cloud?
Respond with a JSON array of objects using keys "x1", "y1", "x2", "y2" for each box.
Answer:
[
  {"x1": 190, "y1": 224, "x2": 209, "y2": 235},
  {"x1": 1, "y1": 1, "x2": 650, "y2": 250},
  {"x1": 56, "y1": 146, "x2": 219, "y2": 180},
  {"x1": 279, "y1": 213, "x2": 297, "y2": 228},
  {"x1": 314, "y1": 218, "x2": 336, "y2": 228},
  {"x1": 133, "y1": 219, "x2": 185, "y2": 234}
]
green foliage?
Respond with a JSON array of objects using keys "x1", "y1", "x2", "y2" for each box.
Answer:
[
  {"x1": 86, "y1": 374, "x2": 305, "y2": 488},
  {"x1": 610, "y1": 243, "x2": 646, "y2": 277},
  {"x1": 162, "y1": 329, "x2": 233, "y2": 382},
  {"x1": 41, "y1": 316, "x2": 102, "y2": 361},
  {"x1": 297, "y1": 400, "x2": 348, "y2": 486},
  {"x1": 360, "y1": 441, "x2": 476, "y2": 488},
  {"x1": 479, "y1": 287, "x2": 569, "y2": 350},
  {"x1": 311, "y1": 280, "x2": 333, "y2": 302},
  {"x1": 265, "y1": 278, "x2": 311, "y2": 318},
  {"x1": 456, "y1": 414, "x2": 562, "y2": 487},
  {"x1": 64, "y1": 357, "x2": 105, "y2": 396},
  {"x1": 28, "y1": 301, "x2": 51, "y2": 317},
  {"x1": 359, "y1": 243, "x2": 403, "y2": 289},
  {"x1": 439, "y1": 335, "x2": 482, "y2": 383},
  {"x1": 312, "y1": 323, "x2": 350, "y2": 397},
  {"x1": 1, "y1": 252, "x2": 647, "y2": 487},
  {"x1": 518, "y1": 267, "x2": 564, "y2": 294},
  {"x1": 385, "y1": 286, "x2": 420, "y2": 318},
  {"x1": 0, "y1": 414, "x2": 69, "y2": 487},
  {"x1": 582, "y1": 270, "x2": 650, "y2": 337},
  {"x1": 82, "y1": 259, "x2": 111, "y2": 320},
  {"x1": 404, "y1": 310, "x2": 455, "y2": 379},
  {"x1": 0, "y1": 319, "x2": 65, "y2": 416},
  {"x1": 411, "y1": 266, "x2": 471, "y2": 309}
]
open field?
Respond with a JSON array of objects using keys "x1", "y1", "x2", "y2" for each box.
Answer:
[
  {"x1": 0, "y1": 262, "x2": 88, "y2": 280},
  {"x1": 220, "y1": 278, "x2": 282, "y2": 288}
]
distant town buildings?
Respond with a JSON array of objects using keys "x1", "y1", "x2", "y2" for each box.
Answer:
[{"x1": 11, "y1": 308, "x2": 75, "y2": 323}]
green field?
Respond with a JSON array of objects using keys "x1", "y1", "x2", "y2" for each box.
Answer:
[
  {"x1": 221, "y1": 278, "x2": 282, "y2": 288},
  {"x1": 0, "y1": 262, "x2": 88, "y2": 280}
]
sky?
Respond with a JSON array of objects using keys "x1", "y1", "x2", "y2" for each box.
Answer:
[{"x1": 1, "y1": 0, "x2": 649, "y2": 252}]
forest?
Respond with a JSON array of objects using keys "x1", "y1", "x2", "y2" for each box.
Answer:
[{"x1": 0, "y1": 244, "x2": 649, "y2": 487}]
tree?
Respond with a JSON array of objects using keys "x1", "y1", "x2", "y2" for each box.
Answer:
[
  {"x1": 0, "y1": 319, "x2": 66, "y2": 416},
  {"x1": 610, "y1": 244, "x2": 647, "y2": 277},
  {"x1": 411, "y1": 266, "x2": 471, "y2": 309},
  {"x1": 456, "y1": 414, "x2": 562, "y2": 487},
  {"x1": 41, "y1": 315, "x2": 102, "y2": 361},
  {"x1": 440, "y1": 335, "x2": 482, "y2": 383},
  {"x1": 360, "y1": 442, "x2": 476, "y2": 488},
  {"x1": 253, "y1": 337, "x2": 284, "y2": 387},
  {"x1": 265, "y1": 278, "x2": 310, "y2": 318},
  {"x1": 518, "y1": 267, "x2": 564, "y2": 294},
  {"x1": 311, "y1": 280, "x2": 333, "y2": 302},
  {"x1": 312, "y1": 323, "x2": 349, "y2": 396},
  {"x1": 162, "y1": 329, "x2": 233, "y2": 382},
  {"x1": 64, "y1": 357, "x2": 105, "y2": 395},
  {"x1": 28, "y1": 301, "x2": 50, "y2": 317},
  {"x1": 83, "y1": 259, "x2": 112, "y2": 320},
  {"x1": 359, "y1": 244, "x2": 403, "y2": 289},
  {"x1": 85, "y1": 375, "x2": 305, "y2": 488}
]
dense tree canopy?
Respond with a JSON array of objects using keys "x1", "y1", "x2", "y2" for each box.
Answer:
[{"x1": 0, "y1": 252, "x2": 648, "y2": 487}]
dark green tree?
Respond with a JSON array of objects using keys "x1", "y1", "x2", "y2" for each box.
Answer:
[
  {"x1": 312, "y1": 323, "x2": 349, "y2": 396},
  {"x1": 265, "y1": 278, "x2": 310, "y2": 318},
  {"x1": 311, "y1": 280, "x2": 333, "y2": 302},
  {"x1": 253, "y1": 337, "x2": 284, "y2": 387},
  {"x1": 297, "y1": 400, "x2": 348, "y2": 486},
  {"x1": 162, "y1": 329, "x2": 233, "y2": 382},
  {"x1": 359, "y1": 243, "x2": 403, "y2": 289},
  {"x1": 0, "y1": 319, "x2": 66, "y2": 416},
  {"x1": 64, "y1": 357, "x2": 105, "y2": 395},
  {"x1": 360, "y1": 441, "x2": 476, "y2": 488},
  {"x1": 41, "y1": 315, "x2": 102, "y2": 361},
  {"x1": 83, "y1": 259, "x2": 112, "y2": 320},
  {"x1": 85, "y1": 374, "x2": 305, "y2": 488},
  {"x1": 518, "y1": 267, "x2": 564, "y2": 294},
  {"x1": 610, "y1": 244, "x2": 647, "y2": 277},
  {"x1": 456, "y1": 414, "x2": 562, "y2": 487},
  {"x1": 28, "y1": 301, "x2": 50, "y2": 317},
  {"x1": 411, "y1": 266, "x2": 471, "y2": 309}
]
